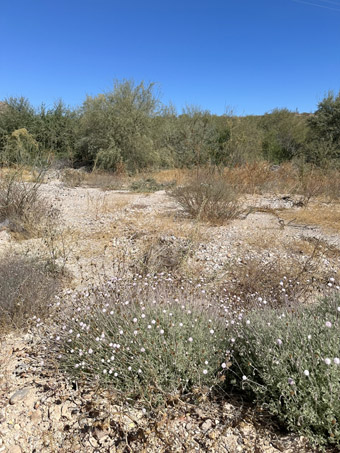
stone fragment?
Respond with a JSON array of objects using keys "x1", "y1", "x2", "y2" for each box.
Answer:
[
  {"x1": 48, "y1": 404, "x2": 62, "y2": 421},
  {"x1": 7, "y1": 446, "x2": 22, "y2": 453},
  {"x1": 30, "y1": 410, "x2": 42, "y2": 424},
  {"x1": 201, "y1": 419, "x2": 213, "y2": 432},
  {"x1": 9, "y1": 388, "x2": 31, "y2": 405}
]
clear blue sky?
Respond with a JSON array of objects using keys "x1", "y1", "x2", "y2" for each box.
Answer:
[{"x1": 1, "y1": 0, "x2": 339, "y2": 115}]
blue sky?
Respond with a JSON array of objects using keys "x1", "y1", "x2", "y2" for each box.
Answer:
[{"x1": 1, "y1": 0, "x2": 339, "y2": 115}]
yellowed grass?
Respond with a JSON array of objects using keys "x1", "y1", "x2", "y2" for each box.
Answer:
[{"x1": 281, "y1": 205, "x2": 340, "y2": 233}]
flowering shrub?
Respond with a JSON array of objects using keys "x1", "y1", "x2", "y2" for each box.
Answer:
[
  {"x1": 224, "y1": 291, "x2": 340, "y2": 448},
  {"x1": 50, "y1": 274, "x2": 230, "y2": 405}
]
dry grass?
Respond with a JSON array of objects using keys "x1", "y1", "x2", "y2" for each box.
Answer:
[
  {"x1": 0, "y1": 252, "x2": 61, "y2": 334},
  {"x1": 280, "y1": 204, "x2": 340, "y2": 233},
  {"x1": 169, "y1": 169, "x2": 243, "y2": 224}
]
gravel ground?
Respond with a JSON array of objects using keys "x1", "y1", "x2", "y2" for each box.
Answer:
[{"x1": 0, "y1": 179, "x2": 339, "y2": 452}]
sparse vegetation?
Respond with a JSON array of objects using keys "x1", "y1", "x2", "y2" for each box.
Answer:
[
  {"x1": 0, "y1": 168, "x2": 57, "y2": 237},
  {"x1": 169, "y1": 169, "x2": 242, "y2": 223},
  {"x1": 0, "y1": 252, "x2": 61, "y2": 334},
  {"x1": 224, "y1": 293, "x2": 340, "y2": 448}
]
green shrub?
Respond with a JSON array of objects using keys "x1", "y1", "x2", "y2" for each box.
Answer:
[
  {"x1": 224, "y1": 291, "x2": 340, "y2": 448},
  {"x1": 169, "y1": 169, "x2": 242, "y2": 223},
  {"x1": 51, "y1": 274, "x2": 227, "y2": 405}
]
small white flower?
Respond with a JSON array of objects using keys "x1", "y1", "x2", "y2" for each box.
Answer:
[
  {"x1": 141, "y1": 348, "x2": 145, "y2": 352},
  {"x1": 246, "y1": 320, "x2": 250, "y2": 325},
  {"x1": 325, "y1": 321, "x2": 332, "y2": 328},
  {"x1": 325, "y1": 358, "x2": 332, "y2": 365},
  {"x1": 221, "y1": 362, "x2": 227, "y2": 369},
  {"x1": 242, "y1": 375, "x2": 247, "y2": 381},
  {"x1": 160, "y1": 329, "x2": 164, "y2": 334},
  {"x1": 203, "y1": 369, "x2": 208, "y2": 375},
  {"x1": 188, "y1": 337, "x2": 193, "y2": 342},
  {"x1": 307, "y1": 335, "x2": 312, "y2": 340},
  {"x1": 210, "y1": 329, "x2": 214, "y2": 334},
  {"x1": 133, "y1": 318, "x2": 138, "y2": 323},
  {"x1": 288, "y1": 378, "x2": 295, "y2": 385},
  {"x1": 276, "y1": 339, "x2": 283, "y2": 346},
  {"x1": 303, "y1": 370, "x2": 309, "y2": 377},
  {"x1": 88, "y1": 348, "x2": 93, "y2": 354},
  {"x1": 334, "y1": 358, "x2": 340, "y2": 365}
]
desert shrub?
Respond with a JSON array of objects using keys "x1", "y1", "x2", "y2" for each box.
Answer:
[
  {"x1": 1, "y1": 128, "x2": 40, "y2": 165},
  {"x1": 0, "y1": 169, "x2": 57, "y2": 236},
  {"x1": 0, "y1": 253, "x2": 61, "y2": 334},
  {"x1": 169, "y1": 169, "x2": 242, "y2": 223},
  {"x1": 50, "y1": 274, "x2": 227, "y2": 405},
  {"x1": 60, "y1": 168, "x2": 86, "y2": 187},
  {"x1": 130, "y1": 177, "x2": 175, "y2": 193},
  {"x1": 223, "y1": 290, "x2": 340, "y2": 448}
]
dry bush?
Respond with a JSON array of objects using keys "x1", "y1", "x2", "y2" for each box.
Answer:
[
  {"x1": 220, "y1": 246, "x2": 329, "y2": 308},
  {"x1": 0, "y1": 253, "x2": 61, "y2": 334},
  {"x1": 61, "y1": 168, "x2": 127, "y2": 190},
  {"x1": 138, "y1": 235, "x2": 193, "y2": 275},
  {"x1": 0, "y1": 169, "x2": 57, "y2": 237},
  {"x1": 169, "y1": 170, "x2": 242, "y2": 224}
]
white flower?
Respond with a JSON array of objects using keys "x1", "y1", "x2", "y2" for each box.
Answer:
[
  {"x1": 246, "y1": 320, "x2": 250, "y2": 325},
  {"x1": 133, "y1": 318, "x2": 138, "y2": 323},
  {"x1": 160, "y1": 329, "x2": 164, "y2": 334},
  {"x1": 276, "y1": 339, "x2": 283, "y2": 346},
  {"x1": 203, "y1": 369, "x2": 208, "y2": 375},
  {"x1": 188, "y1": 337, "x2": 193, "y2": 342},
  {"x1": 307, "y1": 335, "x2": 312, "y2": 340},
  {"x1": 221, "y1": 363, "x2": 226, "y2": 369},
  {"x1": 210, "y1": 329, "x2": 214, "y2": 334},
  {"x1": 141, "y1": 348, "x2": 145, "y2": 353},
  {"x1": 88, "y1": 348, "x2": 93, "y2": 354},
  {"x1": 334, "y1": 358, "x2": 340, "y2": 365},
  {"x1": 325, "y1": 321, "x2": 332, "y2": 328},
  {"x1": 242, "y1": 375, "x2": 247, "y2": 381},
  {"x1": 303, "y1": 370, "x2": 309, "y2": 377},
  {"x1": 288, "y1": 378, "x2": 295, "y2": 385},
  {"x1": 325, "y1": 358, "x2": 331, "y2": 365}
]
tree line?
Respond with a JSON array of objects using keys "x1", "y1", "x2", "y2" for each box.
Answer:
[{"x1": 0, "y1": 80, "x2": 339, "y2": 171}]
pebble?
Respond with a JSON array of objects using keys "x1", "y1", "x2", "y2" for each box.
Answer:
[
  {"x1": 7, "y1": 446, "x2": 22, "y2": 453},
  {"x1": 9, "y1": 388, "x2": 31, "y2": 405}
]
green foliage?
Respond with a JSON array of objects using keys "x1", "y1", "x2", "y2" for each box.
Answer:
[
  {"x1": 308, "y1": 91, "x2": 340, "y2": 145},
  {"x1": 224, "y1": 293, "x2": 340, "y2": 448},
  {"x1": 53, "y1": 275, "x2": 226, "y2": 405},
  {"x1": 2, "y1": 128, "x2": 40, "y2": 165},
  {"x1": 260, "y1": 109, "x2": 308, "y2": 163},
  {"x1": 35, "y1": 100, "x2": 78, "y2": 159},
  {"x1": 76, "y1": 80, "x2": 161, "y2": 171}
]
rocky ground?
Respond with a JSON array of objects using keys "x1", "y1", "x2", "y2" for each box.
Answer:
[{"x1": 0, "y1": 176, "x2": 340, "y2": 452}]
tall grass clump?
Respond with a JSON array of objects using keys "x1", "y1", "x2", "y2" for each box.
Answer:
[
  {"x1": 49, "y1": 274, "x2": 229, "y2": 406},
  {"x1": 169, "y1": 168, "x2": 242, "y2": 224},
  {"x1": 223, "y1": 289, "x2": 340, "y2": 449},
  {"x1": 0, "y1": 253, "x2": 61, "y2": 334},
  {"x1": 0, "y1": 168, "x2": 57, "y2": 236}
]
